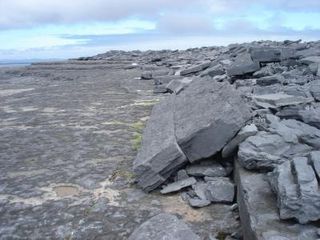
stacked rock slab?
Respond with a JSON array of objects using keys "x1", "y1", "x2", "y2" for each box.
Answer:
[
  {"x1": 134, "y1": 78, "x2": 251, "y2": 191},
  {"x1": 268, "y1": 156, "x2": 320, "y2": 224},
  {"x1": 235, "y1": 161, "x2": 319, "y2": 240}
]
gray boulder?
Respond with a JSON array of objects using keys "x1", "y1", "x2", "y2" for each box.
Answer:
[
  {"x1": 268, "y1": 157, "x2": 320, "y2": 224},
  {"x1": 128, "y1": 213, "x2": 200, "y2": 240},
  {"x1": 133, "y1": 96, "x2": 187, "y2": 191},
  {"x1": 175, "y1": 79, "x2": 252, "y2": 162},
  {"x1": 256, "y1": 74, "x2": 284, "y2": 86},
  {"x1": 200, "y1": 64, "x2": 225, "y2": 77},
  {"x1": 227, "y1": 53, "x2": 260, "y2": 76}
]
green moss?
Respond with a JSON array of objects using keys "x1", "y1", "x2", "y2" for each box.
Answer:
[
  {"x1": 131, "y1": 132, "x2": 142, "y2": 151},
  {"x1": 129, "y1": 121, "x2": 145, "y2": 132}
]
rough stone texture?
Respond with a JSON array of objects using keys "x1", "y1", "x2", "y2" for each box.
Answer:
[
  {"x1": 268, "y1": 157, "x2": 320, "y2": 224},
  {"x1": 175, "y1": 78, "x2": 252, "y2": 162},
  {"x1": 180, "y1": 61, "x2": 211, "y2": 76},
  {"x1": 238, "y1": 132, "x2": 289, "y2": 170},
  {"x1": 128, "y1": 213, "x2": 200, "y2": 240},
  {"x1": 310, "y1": 80, "x2": 320, "y2": 101},
  {"x1": 250, "y1": 47, "x2": 282, "y2": 63},
  {"x1": 222, "y1": 124, "x2": 258, "y2": 158},
  {"x1": 166, "y1": 77, "x2": 194, "y2": 94},
  {"x1": 309, "y1": 151, "x2": 320, "y2": 179},
  {"x1": 205, "y1": 177, "x2": 235, "y2": 203},
  {"x1": 235, "y1": 161, "x2": 319, "y2": 240},
  {"x1": 186, "y1": 160, "x2": 228, "y2": 177},
  {"x1": 253, "y1": 93, "x2": 314, "y2": 109},
  {"x1": 256, "y1": 74, "x2": 284, "y2": 86},
  {"x1": 227, "y1": 53, "x2": 260, "y2": 76},
  {"x1": 200, "y1": 64, "x2": 225, "y2": 77},
  {"x1": 133, "y1": 97, "x2": 187, "y2": 192},
  {"x1": 160, "y1": 177, "x2": 196, "y2": 194}
]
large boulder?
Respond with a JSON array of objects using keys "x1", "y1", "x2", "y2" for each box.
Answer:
[
  {"x1": 175, "y1": 79, "x2": 252, "y2": 162},
  {"x1": 128, "y1": 213, "x2": 200, "y2": 240},
  {"x1": 133, "y1": 96, "x2": 187, "y2": 192},
  {"x1": 268, "y1": 157, "x2": 320, "y2": 224}
]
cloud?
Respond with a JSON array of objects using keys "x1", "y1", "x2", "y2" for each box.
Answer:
[{"x1": 0, "y1": 0, "x2": 200, "y2": 29}]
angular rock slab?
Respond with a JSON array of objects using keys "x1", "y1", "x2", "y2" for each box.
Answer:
[
  {"x1": 227, "y1": 53, "x2": 260, "y2": 76},
  {"x1": 205, "y1": 177, "x2": 235, "y2": 203},
  {"x1": 175, "y1": 78, "x2": 252, "y2": 162},
  {"x1": 235, "y1": 161, "x2": 319, "y2": 240},
  {"x1": 222, "y1": 124, "x2": 258, "y2": 158},
  {"x1": 133, "y1": 96, "x2": 187, "y2": 191},
  {"x1": 160, "y1": 177, "x2": 196, "y2": 194},
  {"x1": 128, "y1": 213, "x2": 200, "y2": 240},
  {"x1": 268, "y1": 157, "x2": 320, "y2": 224}
]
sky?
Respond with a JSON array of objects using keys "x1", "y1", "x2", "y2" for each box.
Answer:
[{"x1": 0, "y1": 0, "x2": 320, "y2": 60}]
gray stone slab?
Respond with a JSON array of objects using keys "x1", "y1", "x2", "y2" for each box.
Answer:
[
  {"x1": 256, "y1": 74, "x2": 284, "y2": 86},
  {"x1": 128, "y1": 213, "x2": 200, "y2": 240},
  {"x1": 180, "y1": 61, "x2": 211, "y2": 76},
  {"x1": 166, "y1": 77, "x2": 194, "y2": 94},
  {"x1": 186, "y1": 160, "x2": 228, "y2": 177},
  {"x1": 174, "y1": 78, "x2": 252, "y2": 162},
  {"x1": 235, "y1": 161, "x2": 319, "y2": 240},
  {"x1": 310, "y1": 80, "x2": 320, "y2": 101},
  {"x1": 309, "y1": 151, "x2": 320, "y2": 179},
  {"x1": 205, "y1": 177, "x2": 235, "y2": 203},
  {"x1": 133, "y1": 96, "x2": 187, "y2": 191},
  {"x1": 268, "y1": 157, "x2": 320, "y2": 224},
  {"x1": 227, "y1": 53, "x2": 260, "y2": 76},
  {"x1": 253, "y1": 93, "x2": 314, "y2": 109},
  {"x1": 222, "y1": 124, "x2": 258, "y2": 158},
  {"x1": 160, "y1": 177, "x2": 196, "y2": 194}
]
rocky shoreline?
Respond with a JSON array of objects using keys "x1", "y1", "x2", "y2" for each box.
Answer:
[{"x1": 0, "y1": 39, "x2": 320, "y2": 239}]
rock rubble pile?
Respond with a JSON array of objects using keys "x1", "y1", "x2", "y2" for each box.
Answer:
[{"x1": 84, "y1": 39, "x2": 320, "y2": 239}]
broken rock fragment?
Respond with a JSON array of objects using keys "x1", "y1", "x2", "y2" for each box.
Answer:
[
  {"x1": 268, "y1": 157, "x2": 320, "y2": 224},
  {"x1": 205, "y1": 177, "x2": 235, "y2": 203},
  {"x1": 160, "y1": 177, "x2": 196, "y2": 194},
  {"x1": 128, "y1": 213, "x2": 200, "y2": 240},
  {"x1": 227, "y1": 53, "x2": 260, "y2": 76}
]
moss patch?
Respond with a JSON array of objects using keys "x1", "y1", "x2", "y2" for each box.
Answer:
[{"x1": 131, "y1": 132, "x2": 142, "y2": 151}]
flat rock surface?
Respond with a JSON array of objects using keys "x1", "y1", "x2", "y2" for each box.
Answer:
[{"x1": 0, "y1": 63, "x2": 239, "y2": 239}]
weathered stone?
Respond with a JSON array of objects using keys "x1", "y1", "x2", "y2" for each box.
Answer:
[
  {"x1": 250, "y1": 47, "x2": 282, "y2": 63},
  {"x1": 235, "y1": 161, "x2": 319, "y2": 240},
  {"x1": 268, "y1": 157, "x2": 320, "y2": 224},
  {"x1": 160, "y1": 177, "x2": 196, "y2": 194},
  {"x1": 186, "y1": 160, "x2": 228, "y2": 177},
  {"x1": 166, "y1": 77, "x2": 193, "y2": 94},
  {"x1": 175, "y1": 169, "x2": 189, "y2": 181},
  {"x1": 309, "y1": 151, "x2": 320, "y2": 180},
  {"x1": 227, "y1": 53, "x2": 260, "y2": 76},
  {"x1": 175, "y1": 78, "x2": 252, "y2": 162},
  {"x1": 222, "y1": 124, "x2": 258, "y2": 158},
  {"x1": 153, "y1": 85, "x2": 168, "y2": 94},
  {"x1": 154, "y1": 75, "x2": 183, "y2": 85},
  {"x1": 205, "y1": 177, "x2": 235, "y2": 203},
  {"x1": 300, "y1": 56, "x2": 320, "y2": 65},
  {"x1": 238, "y1": 132, "x2": 289, "y2": 170},
  {"x1": 253, "y1": 93, "x2": 314, "y2": 109},
  {"x1": 141, "y1": 71, "x2": 153, "y2": 80},
  {"x1": 256, "y1": 74, "x2": 284, "y2": 86},
  {"x1": 133, "y1": 96, "x2": 187, "y2": 191},
  {"x1": 128, "y1": 213, "x2": 200, "y2": 240},
  {"x1": 310, "y1": 80, "x2": 320, "y2": 101},
  {"x1": 180, "y1": 61, "x2": 211, "y2": 76},
  {"x1": 200, "y1": 64, "x2": 225, "y2": 77}
]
